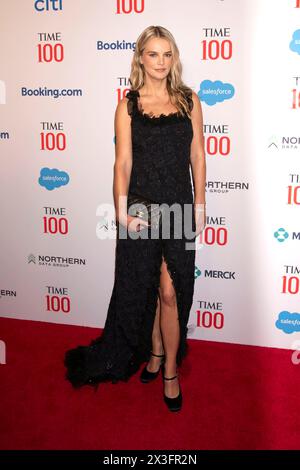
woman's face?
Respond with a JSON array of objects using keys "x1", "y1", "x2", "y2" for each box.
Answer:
[{"x1": 140, "y1": 37, "x2": 173, "y2": 80}]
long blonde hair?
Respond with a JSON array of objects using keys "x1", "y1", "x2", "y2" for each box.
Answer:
[{"x1": 128, "y1": 25, "x2": 193, "y2": 118}]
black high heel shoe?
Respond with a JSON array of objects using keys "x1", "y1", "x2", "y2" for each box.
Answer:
[
  {"x1": 163, "y1": 372, "x2": 182, "y2": 412},
  {"x1": 140, "y1": 351, "x2": 165, "y2": 383}
]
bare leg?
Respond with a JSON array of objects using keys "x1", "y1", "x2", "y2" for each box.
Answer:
[
  {"x1": 146, "y1": 295, "x2": 164, "y2": 373},
  {"x1": 159, "y1": 256, "x2": 180, "y2": 398}
]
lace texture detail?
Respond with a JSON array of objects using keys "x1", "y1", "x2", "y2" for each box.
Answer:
[
  {"x1": 64, "y1": 87, "x2": 196, "y2": 389},
  {"x1": 126, "y1": 89, "x2": 193, "y2": 124}
]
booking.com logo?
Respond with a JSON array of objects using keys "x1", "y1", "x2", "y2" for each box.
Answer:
[{"x1": 274, "y1": 227, "x2": 289, "y2": 242}]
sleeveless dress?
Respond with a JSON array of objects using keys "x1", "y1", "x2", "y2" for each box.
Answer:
[{"x1": 64, "y1": 89, "x2": 196, "y2": 388}]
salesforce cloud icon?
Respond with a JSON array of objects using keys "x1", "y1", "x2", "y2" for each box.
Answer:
[
  {"x1": 275, "y1": 310, "x2": 300, "y2": 334},
  {"x1": 38, "y1": 167, "x2": 70, "y2": 190},
  {"x1": 289, "y1": 29, "x2": 300, "y2": 55},
  {"x1": 199, "y1": 80, "x2": 235, "y2": 106}
]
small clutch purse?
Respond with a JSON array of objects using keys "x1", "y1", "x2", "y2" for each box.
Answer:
[{"x1": 127, "y1": 192, "x2": 162, "y2": 229}]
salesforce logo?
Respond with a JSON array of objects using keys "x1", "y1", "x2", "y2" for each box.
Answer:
[
  {"x1": 289, "y1": 29, "x2": 300, "y2": 55},
  {"x1": 38, "y1": 167, "x2": 69, "y2": 190},
  {"x1": 198, "y1": 80, "x2": 235, "y2": 106},
  {"x1": 274, "y1": 227, "x2": 289, "y2": 242},
  {"x1": 275, "y1": 311, "x2": 300, "y2": 334}
]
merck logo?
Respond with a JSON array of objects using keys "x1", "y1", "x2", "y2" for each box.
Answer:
[
  {"x1": 195, "y1": 266, "x2": 201, "y2": 279},
  {"x1": 274, "y1": 228, "x2": 300, "y2": 243},
  {"x1": 274, "y1": 228, "x2": 289, "y2": 242}
]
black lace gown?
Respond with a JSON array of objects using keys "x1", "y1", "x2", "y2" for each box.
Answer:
[{"x1": 64, "y1": 89, "x2": 196, "y2": 388}]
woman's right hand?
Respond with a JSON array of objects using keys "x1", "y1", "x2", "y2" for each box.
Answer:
[{"x1": 119, "y1": 214, "x2": 150, "y2": 232}]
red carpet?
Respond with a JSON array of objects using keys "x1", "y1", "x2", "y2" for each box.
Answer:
[{"x1": 0, "y1": 317, "x2": 299, "y2": 450}]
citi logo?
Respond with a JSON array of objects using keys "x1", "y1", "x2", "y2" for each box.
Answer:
[{"x1": 34, "y1": 0, "x2": 63, "y2": 12}]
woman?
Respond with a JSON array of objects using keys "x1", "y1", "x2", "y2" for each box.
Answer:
[{"x1": 64, "y1": 25, "x2": 206, "y2": 412}]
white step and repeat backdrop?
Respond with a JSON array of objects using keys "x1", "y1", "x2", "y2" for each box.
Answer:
[{"x1": 1, "y1": 0, "x2": 299, "y2": 351}]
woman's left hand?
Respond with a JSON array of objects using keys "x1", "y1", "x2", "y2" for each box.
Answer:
[{"x1": 194, "y1": 204, "x2": 206, "y2": 237}]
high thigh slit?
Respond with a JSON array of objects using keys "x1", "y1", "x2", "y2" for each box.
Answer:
[{"x1": 64, "y1": 89, "x2": 196, "y2": 388}]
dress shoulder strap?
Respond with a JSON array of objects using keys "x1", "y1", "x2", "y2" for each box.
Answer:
[{"x1": 125, "y1": 89, "x2": 139, "y2": 116}]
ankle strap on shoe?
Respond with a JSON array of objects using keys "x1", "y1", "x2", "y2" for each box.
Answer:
[
  {"x1": 163, "y1": 375, "x2": 178, "y2": 381},
  {"x1": 151, "y1": 351, "x2": 165, "y2": 358}
]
